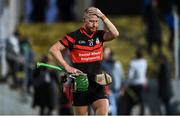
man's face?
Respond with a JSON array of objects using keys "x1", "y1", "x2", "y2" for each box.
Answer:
[{"x1": 84, "y1": 15, "x2": 99, "y2": 32}]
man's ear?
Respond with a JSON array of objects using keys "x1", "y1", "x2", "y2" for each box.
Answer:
[{"x1": 83, "y1": 18, "x2": 86, "y2": 22}]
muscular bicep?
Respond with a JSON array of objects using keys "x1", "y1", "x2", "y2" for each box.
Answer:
[
  {"x1": 49, "y1": 41, "x2": 65, "y2": 54},
  {"x1": 57, "y1": 41, "x2": 66, "y2": 50},
  {"x1": 49, "y1": 40, "x2": 70, "y2": 68}
]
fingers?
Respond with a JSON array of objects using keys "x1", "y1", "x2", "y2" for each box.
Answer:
[
  {"x1": 65, "y1": 65, "x2": 83, "y2": 75},
  {"x1": 72, "y1": 69, "x2": 84, "y2": 76},
  {"x1": 88, "y1": 7, "x2": 97, "y2": 12},
  {"x1": 70, "y1": 67, "x2": 82, "y2": 74},
  {"x1": 76, "y1": 70, "x2": 83, "y2": 74},
  {"x1": 88, "y1": 8, "x2": 99, "y2": 14},
  {"x1": 69, "y1": 68, "x2": 79, "y2": 74},
  {"x1": 87, "y1": 7, "x2": 103, "y2": 17},
  {"x1": 87, "y1": 8, "x2": 97, "y2": 15}
]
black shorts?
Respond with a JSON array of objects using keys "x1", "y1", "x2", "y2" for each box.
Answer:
[{"x1": 72, "y1": 79, "x2": 108, "y2": 106}]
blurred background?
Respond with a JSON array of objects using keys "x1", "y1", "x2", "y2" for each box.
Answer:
[{"x1": 0, "y1": 0, "x2": 180, "y2": 115}]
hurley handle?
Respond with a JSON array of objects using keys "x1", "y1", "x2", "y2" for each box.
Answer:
[
  {"x1": 37, "y1": 62, "x2": 87, "y2": 76},
  {"x1": 37, "y1": 62, "x2": 65, "y2": 71}
]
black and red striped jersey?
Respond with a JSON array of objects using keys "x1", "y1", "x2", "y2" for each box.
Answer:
[{"x1": 59, "y1": 27, "x2": 105, "y2": 75}]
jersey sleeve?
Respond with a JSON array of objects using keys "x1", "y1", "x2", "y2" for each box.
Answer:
[{"x1": 59, "y1": 34, "x2": 75, "y2": 49}]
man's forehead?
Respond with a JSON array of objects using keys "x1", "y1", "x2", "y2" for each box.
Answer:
[{"x1": 85, "y1": 14, "x2": 98, "y2": 19}]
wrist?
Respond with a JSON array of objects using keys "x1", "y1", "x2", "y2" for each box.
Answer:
[
  {"x1": 101, "y1": 15, "x2": 107, "y2": 21},
  {"x1": 62, "y1": 62, "x2": 69, "y2": 68}
]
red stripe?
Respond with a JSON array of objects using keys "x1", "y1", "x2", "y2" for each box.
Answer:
[
  {"x1": 80, "y1": 28, "x2": 83, "y2": 33},
  {"x1": 60, "y1": 39, "x2": 68, "y2": 46},
  {"x1": 65, "y1": 35, "x2": 75, "y2": 43},
  {"x1": 73, "y1": 43, "x2": 102, "y2": 51}
]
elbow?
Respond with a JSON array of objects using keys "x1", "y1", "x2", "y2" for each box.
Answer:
[
  {"x1": 114, "y1": 31, "x2": 119, "y2": 38},
  {"x1": 112, "y1": 31, "x2": 119, "y2": 38},
  {"x1": 49, "y1": 47, "x2": 53, "y2": 54},
  {"x1": 49, "y1": 46, "x2": 56, "y2": 55}
]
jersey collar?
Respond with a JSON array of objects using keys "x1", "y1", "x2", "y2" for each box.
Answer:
[{"x1": 80, "y1": 27, "x2": 96, "y2": 39}]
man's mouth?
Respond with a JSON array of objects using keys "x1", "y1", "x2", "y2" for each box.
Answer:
[{"x1": 91, "y1": 28, "x2": 97, "y2": 31}]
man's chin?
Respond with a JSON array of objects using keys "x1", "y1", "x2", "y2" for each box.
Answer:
[{"x1": 91, "y1": 29, "x2": 97, "y2": 32}]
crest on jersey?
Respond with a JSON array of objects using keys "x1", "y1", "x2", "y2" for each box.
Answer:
[
  {"x1": 88, "y1": 39, "x2": 94, "y2": 46},
  {"x1": 96, "y1": 37, "x2": 100, "y2": 44}
]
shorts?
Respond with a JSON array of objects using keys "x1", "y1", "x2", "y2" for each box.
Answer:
[{"x1": 72, "y1": 79, "x2": 108, "y2": 106}]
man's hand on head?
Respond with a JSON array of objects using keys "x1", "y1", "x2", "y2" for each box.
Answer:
[
  {"x1": 87, "y1": 7, "x2": 105, "y2": 19},
  {"x1": 95, "y1": 8, "x2": 105, "y2": 18}
]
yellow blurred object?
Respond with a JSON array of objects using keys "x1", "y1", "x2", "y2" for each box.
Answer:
[
  {"x1": 96, "y1": 73, "x2": 112, "y2": 86},
  {"x1": 16, "y1": 71, "x2": 25, "y2": 79}
]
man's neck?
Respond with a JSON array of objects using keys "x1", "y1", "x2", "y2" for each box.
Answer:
[{"x1": 83, "y1": 26, "x2": 93, "y2": 34}]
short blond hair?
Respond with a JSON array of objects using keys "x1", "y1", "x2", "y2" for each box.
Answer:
[{"x1": 83, "y1": 7, "x2": 97, "y2": 20}]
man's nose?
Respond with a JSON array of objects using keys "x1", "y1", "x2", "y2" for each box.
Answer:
[{"x1": 93, "y1": 23, "x2": 97, "y2": 27}]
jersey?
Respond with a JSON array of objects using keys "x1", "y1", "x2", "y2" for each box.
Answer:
[{"x1": 59, "y1": 27, "x2": 105, "y2": 77}]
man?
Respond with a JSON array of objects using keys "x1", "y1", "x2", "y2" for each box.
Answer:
[
  {"x1": 49, "y1": 6, "x2": 119, "y2": 115},
  {"x1": 6, "y1": 31, "x2": 21, "y2": 88},
  {"x1": 101, "y1": 47, "x2": 124, "y2": 115},
  {"x1": 156, "y1": 52, "x2": 173, "y2": 114},
  {"x1": 120, "y1": 48, "x2": 148, "y2": 115},
  {"x1": 142, "y1": 0, "x2": 162, "y2": 55}
]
